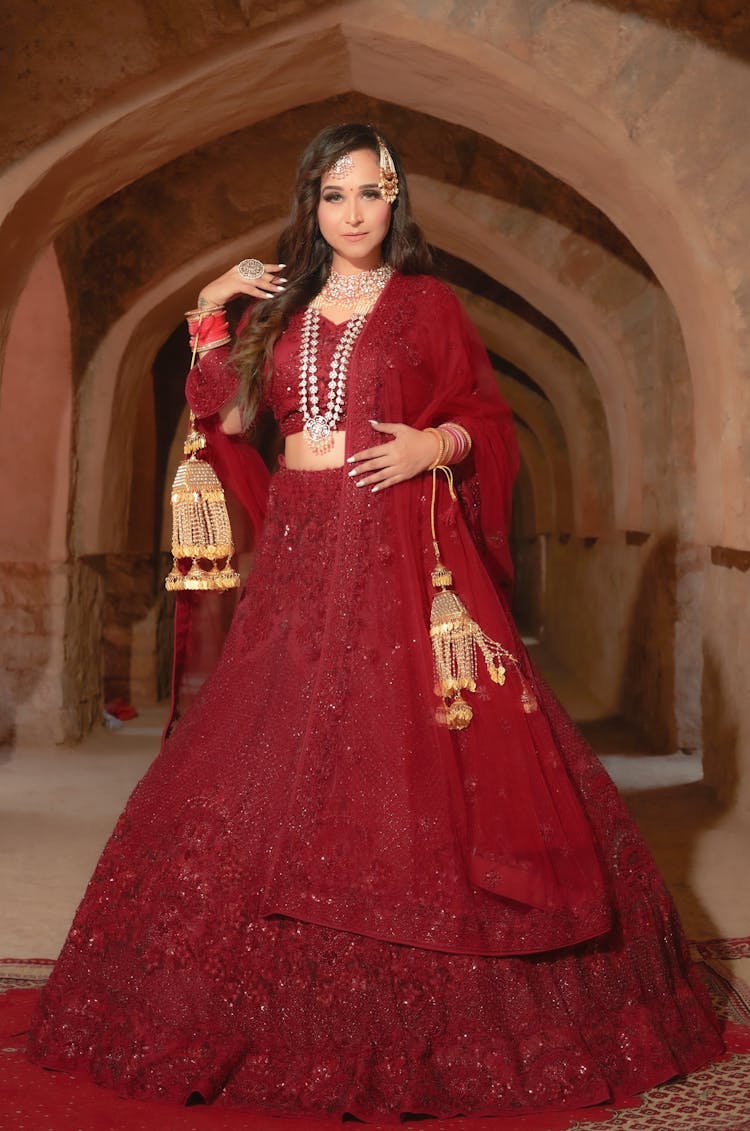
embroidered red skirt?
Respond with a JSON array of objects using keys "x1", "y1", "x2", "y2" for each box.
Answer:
[{"x1": 27, "y1": 467, "x2": 723, "y2": 1121}]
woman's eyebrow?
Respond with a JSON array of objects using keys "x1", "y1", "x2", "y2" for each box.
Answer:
[{"x1": 322, "y1": 182, "x2": 380, "y2": 190}]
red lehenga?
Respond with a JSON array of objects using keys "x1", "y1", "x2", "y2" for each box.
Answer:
[{"x1": 27, "y1": 274, "x2": 723, "y2": 1121}]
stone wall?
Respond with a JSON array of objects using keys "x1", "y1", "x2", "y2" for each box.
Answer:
[
  {"x1": 541, "y1": 534, "x2": 708, "y2": 755},
  {"x1": 0, "y1": 560, "x2": 103, "y2": 745},
  {"x1": 102, "y1": 553, "x2": 171, "y2": 710},
  {"x1": 63, "y1": 557, "x2": 106, "y2": 741}
]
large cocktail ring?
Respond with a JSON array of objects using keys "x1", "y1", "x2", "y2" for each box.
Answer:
[{"x1": 237, "y1": 258, "x2": 264, "y2": 280}]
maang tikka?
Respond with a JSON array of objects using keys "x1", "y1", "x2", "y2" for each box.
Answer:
[{"x1": 327, "y1": 153, "x2": 355, "y2": 178}]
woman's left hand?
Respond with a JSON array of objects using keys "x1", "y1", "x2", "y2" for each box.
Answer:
[{"x1": 347, "y1": 421, "x2": 438, "y2": 492}]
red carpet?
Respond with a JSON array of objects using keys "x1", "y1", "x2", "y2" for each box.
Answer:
[{"x1": 2, "y1": 947, "x2": 750, "y2": 1131}]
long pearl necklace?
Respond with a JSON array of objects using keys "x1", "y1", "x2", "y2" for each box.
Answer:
[
  {"x1": 298, "y1": 308, "x2": 366, "y2": 451},
  {"x1": 299, "y1": 265, "x2": 392, "y2": 452}
]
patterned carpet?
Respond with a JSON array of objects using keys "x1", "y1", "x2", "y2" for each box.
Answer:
[{"x1": 2, "y1": 941, "x2": 750, "y2": 1131}]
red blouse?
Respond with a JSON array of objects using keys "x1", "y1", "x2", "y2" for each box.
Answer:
[
  {"x1": 186, "y1": 306, "x2": 353, "y2": 438},
  {"x1": 267, "y1": 310, "x2": 350, "y2": 437}
]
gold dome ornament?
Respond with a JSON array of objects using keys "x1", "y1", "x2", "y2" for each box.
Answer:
[{"x1": 164, "y1": 413, "x2": 241, "y2": 592}]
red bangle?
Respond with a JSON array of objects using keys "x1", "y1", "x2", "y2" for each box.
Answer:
[
  {"x1": 186, "y1": 310, "x2": 231, "y2": 356},
  {"x1": 193, "y1": 336, "x2": 232, "y2": 355},
  {"x1": 186, "y1": 310, "x2": 229, "y2": 338},
  {"x1": 434, "y1": 422, "x2": 472, "y2": 465}
]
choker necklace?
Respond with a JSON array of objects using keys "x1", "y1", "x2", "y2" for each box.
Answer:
[
  {"x1": 310, "y1": 264, "x2": 393, "y2": 317},
  {"x1": 300, "y1": 265, "x2": 392, "y2": 451}
]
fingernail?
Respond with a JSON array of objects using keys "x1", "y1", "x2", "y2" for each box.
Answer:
[
  {"x1": 346, "y1": 456, "x2": 356, "y2": 464},
  {"x1": 348, "y1": 468, "x2": 360, "y2": 478},
  {"x1": 354, "y1": 479, "x2": 365, "y2": 488},
  {"x1": 369, "y1": 420, "x2": 379, "y2": 426},
  {"x1": 276, "y1": 285, "x2": 286, "y2": 291},
  {"x1": 278, "y1": 263, "x2": 286, "y2": 268},
  {"x1": 278, "y1": 277, "x2": 288, "y2": 283},
  {"x1": 371, "y1": 485, "x2": 380, "y2": 493}
]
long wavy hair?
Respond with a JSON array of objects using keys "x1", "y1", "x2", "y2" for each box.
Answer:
[{"x1": 232, "y1": 123, "x2": 433, "y2": 426}]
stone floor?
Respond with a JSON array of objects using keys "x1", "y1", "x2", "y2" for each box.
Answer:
[{"x1": 1, "y1": 643, "x2": 749, "y2": 960}]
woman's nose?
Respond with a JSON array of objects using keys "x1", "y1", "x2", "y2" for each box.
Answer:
[{"x1": 345, "y1": 197, "x2": 363, "y2": 225}]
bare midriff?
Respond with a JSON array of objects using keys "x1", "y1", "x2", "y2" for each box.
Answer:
[{"x1": 284, "y1": 430, "x2": 348, "y2": 469}]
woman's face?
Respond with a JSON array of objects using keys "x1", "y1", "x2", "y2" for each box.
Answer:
[{"x1": 317, "y1": 147, "x2": 392, "y2": 271}]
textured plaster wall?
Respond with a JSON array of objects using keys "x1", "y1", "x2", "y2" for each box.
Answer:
[
  {"x1": 2, "y1": 1, "x2": 747, "y2": 172},
  {"x1": 0, "y1": 247, "x2": 71, "y2": 561},
  {"x1": 544, "y1": 535, "x2": 681, "y2": 752}
]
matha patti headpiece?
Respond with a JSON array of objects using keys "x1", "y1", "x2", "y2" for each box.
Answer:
[{"x1": 375, "y1": 133, "x2": 399, "y2": 204}]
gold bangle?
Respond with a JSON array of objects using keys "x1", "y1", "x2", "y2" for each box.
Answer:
[
  {"x1": 184, "y1": 304, "x2": 226, "y2": 319},
  {"x1": 439, "y1": 426, "x2": 457, "y2": 464},
  {"x1": 426, "y1": 426, "x2": 445, "y2": 471},
  {"x1": 195, "y1": 335, "x2": 232, "y2": 355}
]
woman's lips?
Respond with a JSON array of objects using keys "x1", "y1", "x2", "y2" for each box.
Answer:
[{"x1": 342, "y1": 233, "x2": 368, "y2": 241}]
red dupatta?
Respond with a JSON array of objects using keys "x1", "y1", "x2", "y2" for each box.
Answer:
[{"x1": 174, "y1": 273, "x2": 610, "y2": 956}]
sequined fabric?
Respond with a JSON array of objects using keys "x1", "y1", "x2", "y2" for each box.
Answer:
[
  {"x1": 184, "y1": 307, "x2": 356, "y2": 439},
  {"x1": 28, "y1": 468, "x2": 723, "y2": 1118},
  {"x1": 28, "y1": 275, "x2": 724, "y2": 1119}
]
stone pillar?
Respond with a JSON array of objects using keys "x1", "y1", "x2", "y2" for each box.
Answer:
[
  {"x1": 102, "y1": 552, "x2": 169, "y2": 710},
  {"x1": 703, "y1": 551, "x2": 750, "y2": 812},
  {"x1": 0, "y1": 246, "x2": 80, "y2": 745},
  {"x1": 0, "y1": 563, "x2": 67, "y2": 745}
]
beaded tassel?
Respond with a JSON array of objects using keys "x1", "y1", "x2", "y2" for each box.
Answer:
[
  {"x1": 164, "y1": 417, "x2": 241, "y2": 593},
  {"x1": 428, "y1": 467, "x2": 537, "y2": 729},
  {"x1": 166, "y1": 310, "x2": 241, "y2": 592}
]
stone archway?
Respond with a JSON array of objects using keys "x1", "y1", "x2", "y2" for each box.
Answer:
[
  {"x1": 1, "y1": 2, "x2": 748, "y2": 808},
  {"x1": 0, "y1": 4, "x2": 744, "y2": 545}
]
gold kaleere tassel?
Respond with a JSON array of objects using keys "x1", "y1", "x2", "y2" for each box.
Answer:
[
  {"x1": 428, "y1": 466, "x2": 537, "y2": 729},
  {"x1": 165, "y1": 308, "x2": 240, "y2": 593},
  {"x1": 164, "y1": 412, "x2": 241, "y2": 592}
]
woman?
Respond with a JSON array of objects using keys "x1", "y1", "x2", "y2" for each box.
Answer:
[{"x1": 27, "y1": 124, "x2": 723, "y2": 1122}]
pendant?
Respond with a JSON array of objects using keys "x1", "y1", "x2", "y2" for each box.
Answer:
[{"x1": 304, "y1": 415, "x2": 333, "y2": 452}]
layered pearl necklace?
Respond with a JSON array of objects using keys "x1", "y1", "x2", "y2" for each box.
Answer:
[{"x1": 299, "y1": 265, "x2": 392, "y2": 452}]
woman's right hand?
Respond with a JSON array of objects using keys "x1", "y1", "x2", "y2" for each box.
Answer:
[{"x1": 197, "y1": 262, "x2": 287, "y2": 308}]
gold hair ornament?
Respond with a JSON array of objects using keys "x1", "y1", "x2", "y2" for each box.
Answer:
[
  {"x1": 164, "y1": 314, "x2": 241, "y2": 593},
  {"x1": 375, "y1": 134, "x2": 399, "y2": 204},
  {"x1": 428, "y1": 466, "x2": 537, "y2": 729}
]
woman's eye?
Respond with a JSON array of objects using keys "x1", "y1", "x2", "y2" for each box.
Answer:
[
  {"x1": 362, "y1": 190, "x2": 380, "y2": 199},
  {"x1": 322, "y1": 192, "x2": 343, "y2": 202}
]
